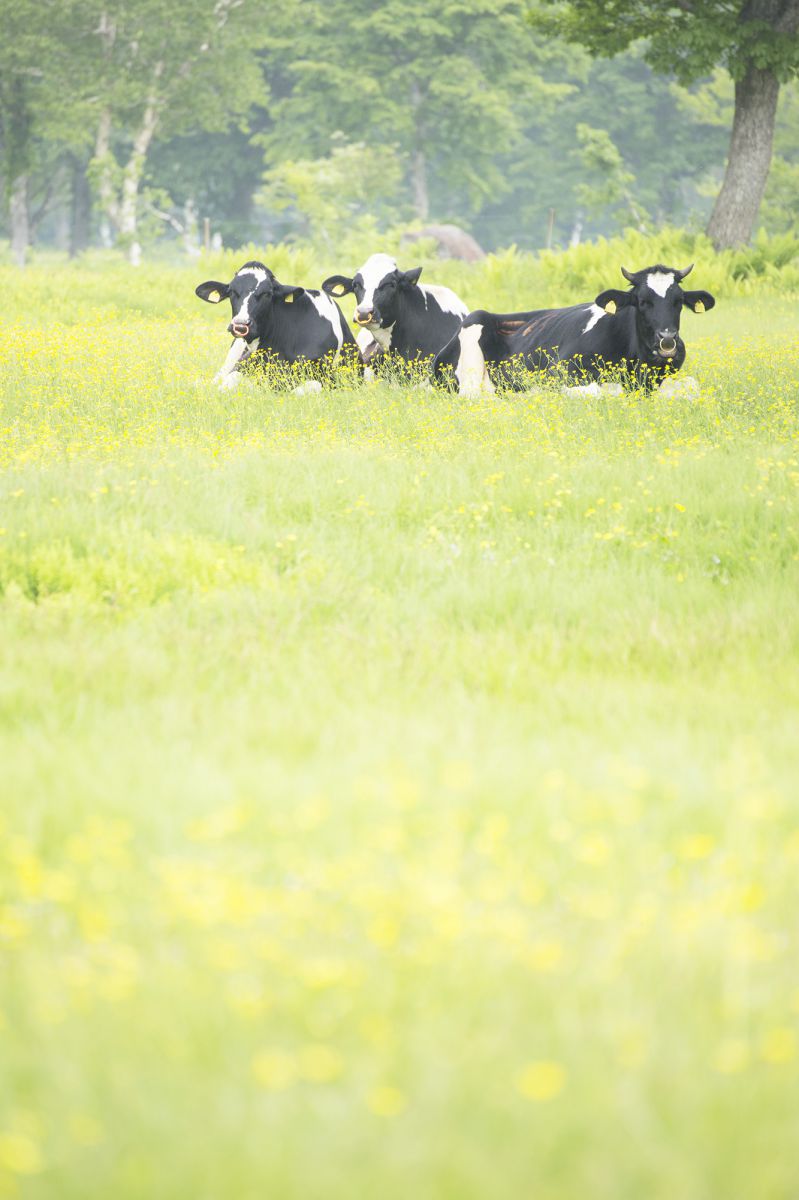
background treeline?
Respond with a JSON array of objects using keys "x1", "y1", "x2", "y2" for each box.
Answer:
[{"x1": 1, "y1": 0, "x2": 798, "y2": 265}]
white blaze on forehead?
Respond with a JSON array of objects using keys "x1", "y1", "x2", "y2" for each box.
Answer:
[
  {"x1": 582, "y1": 303, "x2": 608, "y2": 334},
  {"x1": 455, "y1": 323, "x2": 494, "y2": 396},
  {"x1": 231, "y1": 266, "x2": 269, "y2": 325},
  {"x1": 646, "y1": 271, "x2": 675, "y2": 298},
  {"x1": 308, "y1": 290, "x2": 344, "y2": 349},
  {"x1": 419, "y1": 283, "x2": 469, "y2": 318},
  {"x1": 236, "y1": 266, "x2": 268, "y2": 285},
  {"x1": 356, "y1": 253, "x2": 398, "y2": 311}
]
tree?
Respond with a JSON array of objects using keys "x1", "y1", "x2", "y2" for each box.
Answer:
[
  {"x1": 0, "y1": 0, "x2": 83, "y2": 265},
  {"x1": 762, "y1": 81, "x2": 799, "y2": 231},
  {"x1": 85, "y1": 0, "x2": 267, "y2": 260},
  {"x1": 257, "y1": 134, "x2": 403, "y2": 248},
  {"x1": 530, "y1": 0, "x2": 799, "y2": 248},
  {"x1": 574, "y1": 124, "x2": 644, "y2": 232},
  {"x1": 476, "y1": 45, "x2": 727, "y2": 249},
  {"x1": 258, "y1": 0, "x2": 566, "y2": 226}
]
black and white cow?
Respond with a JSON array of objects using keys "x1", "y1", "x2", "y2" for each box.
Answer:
[
  {"x1": 433, "y1": 263, "x2": 715, "y2": 394},
  {"x1": 195, "y1": 260, "x2": 356, "y2": 389},
  {"x1": 321, "y1": 253, "x2": 468, "y2": 366}
]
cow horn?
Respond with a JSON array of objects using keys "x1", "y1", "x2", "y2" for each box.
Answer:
[
  {"x1": 676, "y1": 263, "x2": 694, "y2": 280},
  {"x1": 620, "y1": 266, "x2": 636, "y2": 283}
]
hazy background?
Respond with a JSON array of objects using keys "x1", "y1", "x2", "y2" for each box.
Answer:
[{"x1": 1, "y1": 0, "x2": 797, "y2": 262}]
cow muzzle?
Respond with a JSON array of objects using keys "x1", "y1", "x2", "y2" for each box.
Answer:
[
  {"x1": 354, "y1": 310, "x2": 375, "y2": 326},
  {"x1": 229, "y1": 322, "x2": 250, "y2": 338},
  {"x1": 658, "y1": 335, "x2": 678, "y2": 358}
]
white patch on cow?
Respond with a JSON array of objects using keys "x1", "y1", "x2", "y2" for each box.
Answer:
[
  {"x1": 659, "y1": 374, "x2": 698, "y2": 399},
  {"x1": 293, "y1": 380, "x2": 323, "y2": 396},
  {"x1": 235, "y1": 266, "x2": 268, "y2": 285},
  {"x1": 646, "y1": 271, "x2": 675, "y2": 298},
  {"x1": 214, "y1": 335, "x2": 251, "y2": 383},
  {"x1": 371, "y1": 323, "x2": 394, "y2": 351},
  {"x1": 582, "y1": 304, "x2": 608, "y2": 334},
  {"x1": 307, "y1": 290, "x2": 344, "y2": 349},
  {"x1": 455, "y1": 324, "x2": 495, "y2": 396},
  {"x1": 356, "y1": 328, "x2": 375, "y2": 355},
  {"x1": 564, "y1": 381, "x2": 601, "y2": 397},
  {"x1": 419, "y1": 283, "x2": 469, "y2": 318},
  {"x1": 356, "y1": 253, "x2": 398, "y2": 311},
  {"x1": 355, "y1": 329, "x2": 379, "y2": 380}
]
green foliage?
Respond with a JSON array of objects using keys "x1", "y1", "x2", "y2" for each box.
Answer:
[
  {"x1": 258, "y1": 135, "x2": 404, "y2": 249},
  {"x1": 3, "y1": 227, "x2": 799, "y2": 309},
  {"x1": 258, "y1": 0, "x2": 565, "y2": 222},
  {"x1": 0, "y1": 0, "x2": 87, "y2": 184},
  {"x1": 349, "y1": 227, "x2": 799, "y2": 311},
  {"x1": 762, "y1": 81, "x2": 799, "y2": 235},
  {"x1": 529, "y1": 0, "x2": 799, "y2": 85},
  {"x1": 574, "y1": 124, "x2": 642, "y2": 229},
  {"x1": 3, "y1": 0, "x2": 799, "y2": 254}
]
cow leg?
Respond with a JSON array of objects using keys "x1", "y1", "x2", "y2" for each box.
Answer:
[
  {"x1": 356, "y1": 328, "x2": 383, "y2": 382},
  {"x1": 454, "y1": 324, "x2": 495, "y2": 397},
  {"x1": 213, "y1": 336, "x2": 259, "y2": 387}
]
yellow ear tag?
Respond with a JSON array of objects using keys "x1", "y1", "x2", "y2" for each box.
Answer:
[
  {"x1": 284, "y1": 293, "x2": 294, "y2": 303},
  {"x1": 208, "y1": 290, "x2": 221, "y2": 303},
  {"x1": 693, "y1": 299, "x2": 705, "y2": 313},
  {"x1": 605, "y1": 300, "x2": 617, "y2": 314}
]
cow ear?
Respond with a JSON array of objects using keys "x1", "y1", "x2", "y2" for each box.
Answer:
[
  {"x1": 595, "y1": 287, "x2": 635, "y2": 314},
  {"x1": 682, "y1": 289, "x2": 715, "y2": 314},
  {"x1": 400, "y1": 266, "x2": 423, "y2": 287},
  {"x1": 322, "y1": 274, "x2": 354, "y2": 297},
  {"x1": 196, "y1": 280, "x2": 230, "y2": 304},
  {"x1": 273, "y1": 283, "x2": 305, "y2": 304}
]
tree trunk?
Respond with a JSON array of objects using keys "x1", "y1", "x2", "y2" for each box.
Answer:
[
  {"x1": 706, "y1": 64, "x2": 780, "y2": 248},
  {"x1": 117, "y1": 68, "x2": 163, "y2": 263},
  {"x1": 70, "y1": 157, "x2": 92, "y2": 257},
  {"x1": 10, "y1": 174, "x2": 29, "y2": 267},
  {"x1": 411, "y1": 148, "x2": 429, "y2": 221},
  {"x1": 93, "y1": 107, "x2": 118, "y2": 241}
]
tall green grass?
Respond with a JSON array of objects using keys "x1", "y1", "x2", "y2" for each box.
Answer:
[{"x1": 0, "y1": 260, "x2": 798, "y2": 1198}]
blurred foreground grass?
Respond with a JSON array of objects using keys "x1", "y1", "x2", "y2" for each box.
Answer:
[{"x1": 1, "y1": 263, "x2": 799, "y2": 1198}]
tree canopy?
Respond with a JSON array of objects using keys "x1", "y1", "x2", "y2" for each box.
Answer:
[
  {"x1": 530, "y1": 0, "x2": 799, "y2": 245},
  {"x1": 1, "y1": 0, "x2": 798, "y2": 259}
]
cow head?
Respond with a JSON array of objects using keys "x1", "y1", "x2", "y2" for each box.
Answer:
[
  {"x1": 595, "y1": 264, "x2": 715, "y2": 362},
  {"x1": 196, "y1": 261, "x2": 303, "y2": 340},
  {"x1": 322, "y1": 254, "x2": 423, "y2": 330}
]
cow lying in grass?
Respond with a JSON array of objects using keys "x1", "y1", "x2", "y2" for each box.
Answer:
[
  {"x1": 433, "y1": 263, "x2": 715, "y2": 394},
  {"x1": 196, "y1": 261, "x2": 357, "y2": 390},
  {"x1": 322, "y1": 253, "x2": 468, "y2": 372}
]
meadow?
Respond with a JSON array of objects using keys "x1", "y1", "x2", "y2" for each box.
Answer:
[{"x1": 1, "y1": 241, "x2": 799, "y2": 1198}]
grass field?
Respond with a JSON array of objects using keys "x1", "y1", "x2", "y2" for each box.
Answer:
[{"x1": 1, "y1": 258, "x2": 799, "y2": 1198}]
